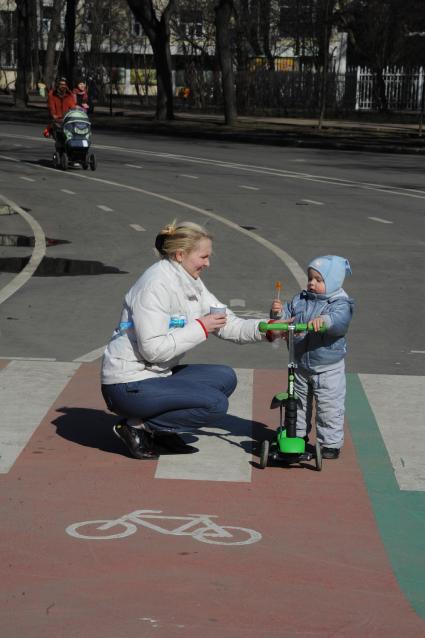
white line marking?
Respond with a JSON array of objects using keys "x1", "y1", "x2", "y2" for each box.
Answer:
[
  {"x1": 410, "y1": 350, "x2": 425, "y2": 354},
  {"x1": 20, "y1": 176, "x2": 35, "y2": 182},
  {"x1": 155, "y1": 369, "x2": 253, "y2": 482},
  {"x1": 239, "y1": 185, "x2": 259, "y2": 190},
  {"x1": 359, "y1": 374, "x2": 425, "y2": 491},
  {"x1": 97, "y1": 205, "x2": 114, "y2": 212},
  {"x1": 0, "y1": 154, "x2": 19, "y2": 162},
  {"x1": 129, "y1": 224, "x2": 146, "y2": 232},
  {"x1": 230, "y1": 298, "x2": 246, "y2": 308},
  {"x1": 73, "y1": 346, "x2": 105, "y2": 363},
  {"x1": 61, "y1": 189, "x2": 75, "y2": 195},
  {"x1": 301, "y1": 199, "x2": 324, "y2": 205},
  {"x1": 17, "y1": 162, "x2": 307, "y2": 289},
  {"x1": 3, "y1": 133, "x2": 425, "y2": 201},
  {"x1": 0, "y1": 360, "x2": 80, "y2": 473},
  {"x1": 0, "y1": 195, "x2": 46, "y2": 305},
  {"x1": 179, "y1": 174, "x2": 199, "y2": 179},
  {"x1": 125, "y1": 164, "x2": 144, "y2": 169},
  {"x1": 368, "y1": 216, "x2": 393, "y2": 224},
  {"x1": 0, "y1": 356, "x2": 56, "y2": 361}
]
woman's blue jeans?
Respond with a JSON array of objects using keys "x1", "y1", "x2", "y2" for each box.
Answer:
[{"x1": 101, "y1": 364, "x2": 237, "y2": 432}]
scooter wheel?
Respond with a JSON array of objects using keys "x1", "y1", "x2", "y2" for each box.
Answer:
[
  {"x1": 259, "y1": 440, "x2": 270, "y2": 469},
  {"x1": 315, "y1": 441, "x2": 322, "y2": 471}
]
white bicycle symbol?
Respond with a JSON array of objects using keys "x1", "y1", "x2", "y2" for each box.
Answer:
[{"x1": 66, "y1": 509, "x2": 262, "y2": 546}]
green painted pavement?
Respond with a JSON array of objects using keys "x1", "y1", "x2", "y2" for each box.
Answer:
[{"x1": 346, "y1": 373, "x2": 425, "y2": 619}]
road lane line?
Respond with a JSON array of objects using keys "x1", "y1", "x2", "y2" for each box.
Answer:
[
  {"x1": 97, "y1": 205, "x2": 114, "y2": 212},
  {"x1": 155, "y1": 369, "x2": 254, "y2": 482},
  {"x1": 0, "y1": 194, "x2": 46, "y2": 306},
  {"x1": 239, "y1": 185, "x2": 259, "y2": 190},
  {"x1": 130, "y1": 224, "x2": 146, "y2": 231},
  {"x1": 359, "y1": 374, "x2": 425, "y2": 491},
  {"x1": 0, "y1": 360, "x2": 80, "y2": 473},
  {"x1": 125, "y1": 164, "x2": 144, "y2": 168},
  {"x1": 179, "y1": 174, "x2": 199, "y2": 179},
  {"x1": 368, "y1": 216, "x2": 393, "y2": 224},
  {"x1": 20, "y1": 164, "x2": 307, "y2": 289},
  {"x1": 20, "y1": 176, "x2": 35, "y2": 182},
  {"x1": 0, "y1": 154, "x2": 19, "y2": 162},
  {"x1": 301, "y1": 199, "x2": 324, "y2": 205},
  {"x1": 61, "y1": 189, "x2": 76, "y2": 195}
]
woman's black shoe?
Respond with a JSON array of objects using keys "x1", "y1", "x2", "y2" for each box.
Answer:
[{"x1": 113, "y1": 422, "x2": 159, "y2": 460}]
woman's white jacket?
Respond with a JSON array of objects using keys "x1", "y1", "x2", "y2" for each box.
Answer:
[{"x1": 101, "y1": 259, "x2": 263, "y2": 384}]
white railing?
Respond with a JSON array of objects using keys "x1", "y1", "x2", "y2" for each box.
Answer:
[{"x1": 355, "y1": 66, "x2": 425, "y2": 111}]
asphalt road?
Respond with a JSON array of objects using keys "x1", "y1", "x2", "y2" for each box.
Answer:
[{"x1": 1, "y1": 120, "x2": 424, "y2": 374}]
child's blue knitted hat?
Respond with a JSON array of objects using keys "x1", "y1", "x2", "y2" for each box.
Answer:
[{"x1": 307, "y1": 255, "x2": 352, "y2": 294}]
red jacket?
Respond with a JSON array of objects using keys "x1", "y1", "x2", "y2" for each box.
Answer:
[{"x1": 47, "y1": 88, "x2": 76, "y2": 120}]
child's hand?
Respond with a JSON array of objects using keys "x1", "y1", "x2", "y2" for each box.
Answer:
[
  {"x1": 270, "y1": 300, "x2": 283, "y2": 316},
  {"x1": 308, "y1": 316, "x2": 325, "y2": 332}
]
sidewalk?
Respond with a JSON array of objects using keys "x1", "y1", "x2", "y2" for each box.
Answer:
[{"x1": 1, "y1": 98, "x2": 425, "y2": 154}]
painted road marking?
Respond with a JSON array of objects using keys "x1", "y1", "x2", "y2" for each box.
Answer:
[
  {"x1": 239, "y1": 185, "x2": 259, "y2": 190},
  {"x1": 66, "y1": 510, "x2": 262, "y2": 545},
  {"x1": 155, "y1": 369, "x2": 253, "y2": 482},
  {"x1": 0, "y1": 194, "x2": 46, "y2": 306},
  {"x1": 19, "y1": 176, "x2": 35, "y2": 182},
  {"x1": 0, "y1": 356, "x2": 56, "y2": 361},
  {"x1": 359, "y1": 374, "x2": 425, "y2": 491},
  {"x1": 410, "y1": 350, "x2": 425, "y2": 354},
  {"x1": 0, "y1": 360, "x2": 80, "y2": 473},
  {"x1": 125, "y1": 164, "x2": 144, "y2": 168},
  {"x1": 301, "y1": 198, "x2": 324, "y2": 205},
  {"x1": 97, "y1": 205, "x2": 114, "y2": 212},
  {"x1": 0, "y1": 154, "x2": 19, "y2": 162},
  {"x1": 61, "y1": 189, "x2": 76, "y2": 195},
  {"x1": 229, "y1": 298, "x2": 246, "y2": 308},
  {"x1": 368, "y1": 216, "x2": 393, "y2": 224},
  {"x1": 4, "y1": 132, "x2": 425, "y2": 202},
  {"x1": 179, "y1": 174, "x2": 199, "y2": 179},
  {"x1": 129, "y1": 224, "x2": 146, "y2": 232}
]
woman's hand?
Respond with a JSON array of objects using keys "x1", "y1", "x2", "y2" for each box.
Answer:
[
  {"x1": 308, "y1": 316, "x2": 325, "y2": 332},
  {"x1": 201, "y1": 312, "x2": 227, "y2": 333}
]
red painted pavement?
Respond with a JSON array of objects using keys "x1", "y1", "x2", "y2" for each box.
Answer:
[{"x1": 1, "y1": 364, "x2": 424, "y2": 638}]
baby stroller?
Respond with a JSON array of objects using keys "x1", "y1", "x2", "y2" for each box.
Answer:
[{"x1": 52, "y1": 107, "x2": 96, "y2": 171}]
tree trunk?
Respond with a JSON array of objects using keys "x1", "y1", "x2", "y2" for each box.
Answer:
[
  {"x1": 62, "y1": 0, "x2": 76, "y2": 87},
  {"x1": 215, "y1": 0, "x2": 237, "y2": 125},
  {"x1": 44, "y1": 0, "x2": 64, "y2": 89},
  {"x1": 15, "y1": 0, "x2": 37, "y2": 106},
  {"x1": 126, "y1": 0, "x2": 175, "y2": 120}
]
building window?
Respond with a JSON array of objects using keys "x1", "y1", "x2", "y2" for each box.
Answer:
[{"x1": 180, "y1": 10, "x2": 203, "y2": 38}]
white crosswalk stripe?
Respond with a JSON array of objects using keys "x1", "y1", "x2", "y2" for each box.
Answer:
[
  {"x1": 1, "y1": 360, "x2": 424, "y2": 490},
  {"x1": 0, "y1": 360, "x2": 80, "y2": 473}
]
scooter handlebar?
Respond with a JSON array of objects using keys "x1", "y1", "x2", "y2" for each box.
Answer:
[{"x1": 259, "y1": 321, "x2": 326, "y2": 333}]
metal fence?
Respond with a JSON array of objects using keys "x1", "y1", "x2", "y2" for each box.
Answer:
[{"x1": 354, "y1": 67, "x2": 425, "y2": 111}]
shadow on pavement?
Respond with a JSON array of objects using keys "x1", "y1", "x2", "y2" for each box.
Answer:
[{"x1": 52, "y1": 406, "x2": 271, "y2": 459}]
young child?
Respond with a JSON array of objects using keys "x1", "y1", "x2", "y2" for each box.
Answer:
[{"x1": 270, "y1": 255, "x2": 354, "y2": 459}]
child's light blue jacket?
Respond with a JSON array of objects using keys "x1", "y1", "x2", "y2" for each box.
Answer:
[{"x1": 281, "y1": 288, "x2": 354, "y2": 372}]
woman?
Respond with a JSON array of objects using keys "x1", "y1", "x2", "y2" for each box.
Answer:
[
  {"x1": 72, "y1": 80, "x2": 89, "y2": 112},
  {"x1": 101, "y1": 221, "x2": 265, "y2": 459}
]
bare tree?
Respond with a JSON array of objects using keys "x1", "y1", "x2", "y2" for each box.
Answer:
[
  {"x1": 15, "y1": 0, "x2": 38, "y2": 106},
  {"x1": 42, "y1": 0, "x2": 65, "y2": 88},
  {"x1": 125, "y1": 0, "x2": 176, "y2": 120},
  {"x1": 215, "y1": 0, "x2": 237, "y2": 124}
]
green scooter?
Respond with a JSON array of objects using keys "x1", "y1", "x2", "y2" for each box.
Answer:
[{"x1": 258, "y1": 321, "x2": 325, "y2": 471}]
